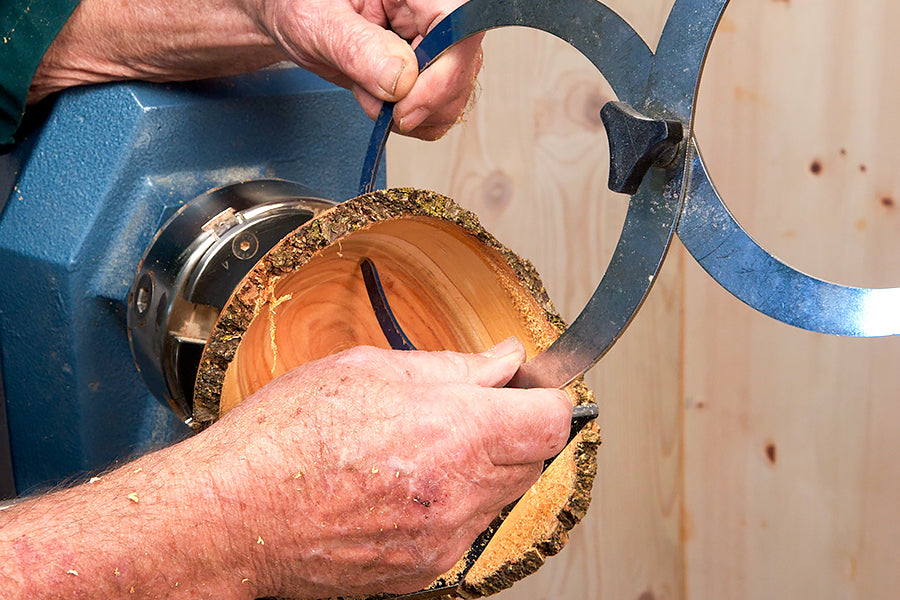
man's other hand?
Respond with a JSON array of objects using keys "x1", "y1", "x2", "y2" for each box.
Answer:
[{"x1": 30, "y1": 0, "x2": 483, "y2": 140}]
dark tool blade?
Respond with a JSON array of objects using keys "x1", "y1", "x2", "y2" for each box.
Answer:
[
  {"x1": 359, "y1": 257, "x2": 599, "y2": 600},
  {"x1": 359, "y1": 258, "x2": 417, "y2": 351}
]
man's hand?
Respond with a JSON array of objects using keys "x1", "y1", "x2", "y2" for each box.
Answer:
[
  {"x1": 0, "y1": 339, "x2": 572, "y2": 600},
  {"x1": 247, "y1": 0, "x2": 484, "y2": 139},
  {"x1": 30, "y1": 0, "x2": 483, "y2": 140},
  {"x1": 199, "y1": 338, "x2": 572, "y2": 597}
]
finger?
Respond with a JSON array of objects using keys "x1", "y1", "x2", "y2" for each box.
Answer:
[
  {"x1": 478, "y1": 388, "x2": 573, "y2": 466},
  {"x1": 394, "y1": 34, "x2": 484, "y2": 138},
  {"x1": 370, "y1": 336, "x2": 527, "y2": 388},
  {"x1": 278, "y1": 4, "x2": 419, "y2": 102},
  {"x1": 481, "y1": 462, "x2": 545, "y2": 513},
  {"x1": 351, "y1": 84, "x2": 384, "y2": 121},
  {"x1": 352, "y1": 76, "x2": 473, "y2": 140},
  {"x1": 380, "y1": 1, "x2": 421, "y2": 42},
  {"x1": 403, "y1": 0, "x2": 467, "y2": 38}
]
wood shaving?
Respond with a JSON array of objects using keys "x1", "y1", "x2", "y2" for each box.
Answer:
[
  {"x1": 271, "y1": 292, "x2": 293, "y2": 309},
  {"x1": 266, "y1": 290, "x2": 293, "y2": 376}
]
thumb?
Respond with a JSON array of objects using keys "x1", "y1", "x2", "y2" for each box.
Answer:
[
  {"x1": 382, "y1": 337, "x2": 527, "y2": 388},
  {"x1": 309, "y1": 6, "x2": 418, "y2": 101}
]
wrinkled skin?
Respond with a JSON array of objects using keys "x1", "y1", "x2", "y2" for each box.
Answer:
[
  {"x1": 0, "y1": 340, "x2": 572, "y2": 599},
  {"x1": 206, "y1": 341, "x2": 572, "y2": 596},
  {"x1": 31, "y1": 0, "x2": 484, "y2": 139}
]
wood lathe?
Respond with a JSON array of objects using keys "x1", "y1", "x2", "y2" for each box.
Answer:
[{"x1": 0, "y1": 0, "x2": 897, "y2": 598}]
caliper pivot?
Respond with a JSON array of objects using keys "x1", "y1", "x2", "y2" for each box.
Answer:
[{"x1": 601, "y1": 101, "x2": 684, "y2": 195}]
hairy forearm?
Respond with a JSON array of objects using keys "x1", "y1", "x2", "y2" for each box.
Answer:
[
  {"x1": 0, "y1": 437, "x2": 257, "y2": 600},
  {"x1": 25, "y1": 0, "x2": 481, "y2": 140},
  {"x1": 0, "y1": 344, "x2": 568, "y2": 599},
  {"x1": 29, "y1": 0, "x2": 285, "y2": 103}
]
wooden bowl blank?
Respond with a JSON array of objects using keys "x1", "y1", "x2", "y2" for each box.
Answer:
[{"x1": 193, "y1": 188, "x2": 599, "y2": 597}]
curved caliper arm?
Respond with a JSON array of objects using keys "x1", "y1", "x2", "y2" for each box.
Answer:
[
  {"x1": 678, "y1": 140, "x2": 900, "y2": 337},
  {"x1": 360, "y1": 0, "x2": 729, "y2": 391}
]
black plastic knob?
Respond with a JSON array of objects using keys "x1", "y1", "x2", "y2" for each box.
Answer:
[{"x1": 600, "y1": 101, "x2": 684, "y2": 196}]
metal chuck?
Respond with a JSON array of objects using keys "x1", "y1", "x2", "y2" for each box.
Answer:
[{"x1": 127, "y1": 179, "x2": 335, "y2": 424}]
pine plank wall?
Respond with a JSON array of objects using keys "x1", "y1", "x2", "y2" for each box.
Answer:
[{"x1": 386, "y1": 0, "x2": 900, "y2": 599}]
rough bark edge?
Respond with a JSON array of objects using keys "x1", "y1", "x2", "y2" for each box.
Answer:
[
  {"x1": 190, "y1": 188, "x2": 601, "y2": 598},
  {"x1": 459, "y1": 416, "x2": 600, "y2": 598}
]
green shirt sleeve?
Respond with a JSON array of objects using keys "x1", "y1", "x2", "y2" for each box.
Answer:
[{"x1": 1, "y1": 0, "x2": 83, "y2": 151}]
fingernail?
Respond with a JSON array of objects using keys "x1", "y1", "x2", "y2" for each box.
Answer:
[
  {"x1": 376, "y1": 56, "x2": 407, "y2": 96},
  {"x1": 481, "y1": 336, "x2": 523, "y2": 360},
  {"x1": 397, "y1": 107, "x2": 429, "y2": 133}
]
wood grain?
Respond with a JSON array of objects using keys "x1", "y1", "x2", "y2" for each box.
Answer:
[{"x1": 686, "y1": 0, "x2": 900, "y2": 598}]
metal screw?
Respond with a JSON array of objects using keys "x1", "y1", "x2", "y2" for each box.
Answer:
[
  {"x1": 232, "y1": 232, "x2": 259, "y2": 260},
  {"x1": 134, "y1": 273, "x2": 153, "y2": 316}
]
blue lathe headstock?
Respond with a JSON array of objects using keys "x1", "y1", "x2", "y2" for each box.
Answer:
[{"x1": 0, "y1": 67, "x2": 380, "y2": 496}]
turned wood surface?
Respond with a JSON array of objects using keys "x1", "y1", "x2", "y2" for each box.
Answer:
[{"x1": 387, "y1": 0, "x2": 900, "y2": 598}]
